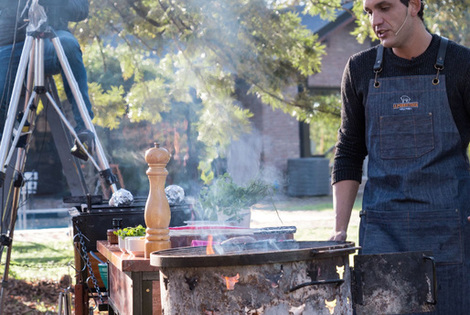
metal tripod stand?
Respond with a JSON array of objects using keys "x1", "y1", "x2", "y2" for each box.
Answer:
[{"x1": 0, "y1": 2, "x2": 123, "y2": 313}]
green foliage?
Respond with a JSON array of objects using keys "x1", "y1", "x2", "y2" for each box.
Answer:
[
  {"x1": 425, "y1": 1, "x2": 470, "y2": 46},
  {"x1": 75, "y1": 0, "x2": 336, "y2": 135},
  {"x1": 197, "y1": 173, "x2": 274, "y2": 221},
  {"x1": 89, "y1": 83, "x2": 126, "y2": 129},
  {"x1": 114, "y1": 225, "x2": 146, "y2": 238},
  {"x1": 75, "y1": 0, "x2": 470, "y2": 122},
  {"x1": 350, "y1": 0, "x2": 377, "y2": 44},
  {"x1": 66, "y1": 0, "x2": 470, "y2": 189}
]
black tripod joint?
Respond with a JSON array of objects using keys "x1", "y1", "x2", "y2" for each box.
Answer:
[
  {"x1": 33, "y1": 85, "x2": 47, "y2": 94},
  {"x1": 0, "y1": 235, "x2": 12, "y2": 247},
  {"x1": 99, "y1": 169, "x2": 117, "y2": 187},
  {"x1": 0, "y1": 172, "x2": 5, "y2": 188},
  {"x1": 26, "y1": 26, "x2": 57, "y2": 40},
  {"x1": 0, "y1": 170, "x2": 25, "y2": 188},
  {"x1": 13, "y1": 171, "x2": 24, "y2": 188}
]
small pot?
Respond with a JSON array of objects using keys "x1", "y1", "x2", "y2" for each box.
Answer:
[
  {"x1": 126, "y1": 236, "x2": 145, "y2": 257},
  {"x1": 107, "y1": 229, "x2": 118, "y2": 245}
]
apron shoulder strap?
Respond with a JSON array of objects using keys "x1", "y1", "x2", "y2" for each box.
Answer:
[
  {"x1": 374, "y1": 37, "x2": 448, "y2": 87},
  {"x1": 374, "y1": 45, "x2": 384, "y2": 73},
  {"x1": 433, "y1": 37, "x2": 448, "y2": 85},
  {"x1": 435, "y1": 36, "x2": 448, "y2": 70},
  {"x1": 373, "y1": 45, "x2": 384, "y2": 88}
]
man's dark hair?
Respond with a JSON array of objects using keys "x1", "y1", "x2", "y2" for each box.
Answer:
[{"x1": 400, "y1": 0, "x2": 424, "y2": 21}]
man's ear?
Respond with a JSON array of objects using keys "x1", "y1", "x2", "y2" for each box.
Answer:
[{"x1": 409, "y1": 0, "x2": 421, "y2": 17}]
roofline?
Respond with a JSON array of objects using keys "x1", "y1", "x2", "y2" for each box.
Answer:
[{"x1": 316, "y1": 11, "x2": 356, "y2": 41}]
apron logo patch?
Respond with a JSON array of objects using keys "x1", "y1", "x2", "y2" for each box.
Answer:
[{"x1": 393, "y1": 95, "x2": 418, "y2": 110}]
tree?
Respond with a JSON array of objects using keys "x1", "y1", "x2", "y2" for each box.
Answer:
[
  {"x1": 69, "y1": 0, "x2": 345, "y2": 185},
  {"x1": 70, "y1": 0, "x2": 470, "y2": 186},
  {"x1": 425, "y1": 1, "x2": 470, "y2": 46}
]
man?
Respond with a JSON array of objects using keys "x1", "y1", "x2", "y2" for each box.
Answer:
[
  {"x1": 0, "y1": 0, "x2": 93, "y2": 141},
  {"x1": 331, "y1": 0, "x2": 470, "y2": 313}
]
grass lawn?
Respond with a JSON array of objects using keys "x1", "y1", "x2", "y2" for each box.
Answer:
[{"x1": 2, "y1": 239, "x2": 74, "y2": 281}]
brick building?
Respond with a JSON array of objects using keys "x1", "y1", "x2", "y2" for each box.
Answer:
[{"x1": 228, "y1": 4, "x2": 373, "y2": 191}]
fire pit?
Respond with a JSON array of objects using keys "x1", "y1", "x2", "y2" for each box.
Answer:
[{"x1": 150, "y1": 240, "x2": 357, "y2": 314}]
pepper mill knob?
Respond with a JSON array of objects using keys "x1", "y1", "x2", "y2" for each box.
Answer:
[
  {"x1": 145, "y1": 143, "x2": 171, "y2": 165},
  {"x1": 144, "y1": 143, "x2": 171, "y2": 258}
]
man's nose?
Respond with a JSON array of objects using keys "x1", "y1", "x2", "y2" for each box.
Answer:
[{"x1": 370, "y1": 12, "x2": 383, "y2": 29}]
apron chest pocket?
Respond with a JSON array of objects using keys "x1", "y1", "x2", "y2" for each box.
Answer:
[{"x1": 380, "y1": 113, "x2": 434, "y2": 159}]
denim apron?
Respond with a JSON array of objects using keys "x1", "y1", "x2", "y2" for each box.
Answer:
[{"x1": 360, "y1": 37, "x2": 470, "y2": 314}]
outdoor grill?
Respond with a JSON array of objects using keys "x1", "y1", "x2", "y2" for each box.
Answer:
[
  {"x1": 151, "y1": 240, "x2": 357, "y2": 314},
  {"x1": 150, "y1": 241, "x2": 438, "y2": 315},
  {"x1": 69, "y1": 197, "x2": 147, "y2": 252},
  {"x1": 69, "y1": 197, "x2": 193, "y2": 252}
]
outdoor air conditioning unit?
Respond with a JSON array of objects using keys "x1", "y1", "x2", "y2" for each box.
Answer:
[{"x1": 287, "y1": 157, "x2": 330, "y2": 197}]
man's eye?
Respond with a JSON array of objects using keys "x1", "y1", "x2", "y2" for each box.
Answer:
[{"x1": 380, "y1": 6, "x2": 390, "y2": 12}]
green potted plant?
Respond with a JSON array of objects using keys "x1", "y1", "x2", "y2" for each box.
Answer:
[{"x1": 197, "y1": 173, "x2": 274, "y2": 226}]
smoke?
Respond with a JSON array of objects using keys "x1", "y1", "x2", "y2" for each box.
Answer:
[{"x1": 227, "y1": 130, "x2": 263, "y2": 185}]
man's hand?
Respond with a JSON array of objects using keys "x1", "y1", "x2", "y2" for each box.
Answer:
[{"x1": 329, "y1": 230, "x2": 347, "y2": 241}]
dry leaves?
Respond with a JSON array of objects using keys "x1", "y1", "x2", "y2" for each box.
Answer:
[{"x1": 2, "y1": 277, "x2": 72, "y2": 314}]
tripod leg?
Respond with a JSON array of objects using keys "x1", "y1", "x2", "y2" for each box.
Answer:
[
  {"x1": 0, "y1": 166, "x2": 25, "y2": 314},
  {"x1": 0, "y1": 35, "x2": 37, "y2": 273},
  {"x1": 0, "y1": 34, "x2": 48, "y2": 312},
  {"x1": 50, "y1": 37, "x2": 118, "y2": 192},
  {"x1": 0, "y1": 36, "x2": 34, "y2": 183}
]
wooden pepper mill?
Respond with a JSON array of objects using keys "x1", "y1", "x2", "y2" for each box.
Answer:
[{"x1": 144, "y1": 143, "x2": 171, "y2": 258}]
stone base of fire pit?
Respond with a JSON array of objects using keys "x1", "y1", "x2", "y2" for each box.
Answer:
[{"x1": 151, "y1": 241, "x2": 357, "y2": 315}]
